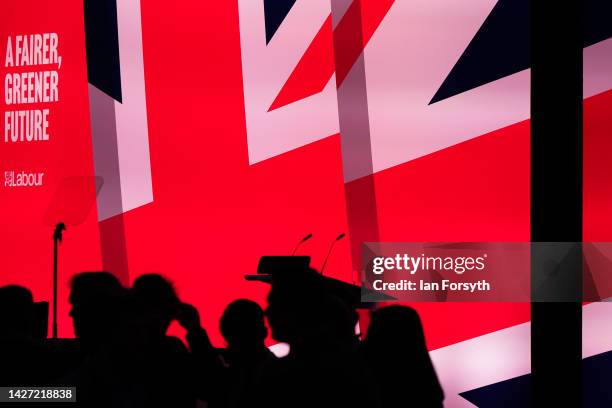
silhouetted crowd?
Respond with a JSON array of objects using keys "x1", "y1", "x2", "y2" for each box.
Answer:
[{"x1": 0, "y1": 266, "x2": 444, "y2": 407}]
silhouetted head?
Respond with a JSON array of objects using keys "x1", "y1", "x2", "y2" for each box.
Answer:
[
  {"x1": 266, "y1": 267, "x2": 356, "y2": 350},
  {"x1": 363, "y1": 306, "x2": 444, "y2": 404},
  {"x1": 0, "y1": 285, "x2": 34, "y2": 338},
  {"x1": 131, "y1": 274, "x2": 180, "y2": 337},
  {"x1": 69, "y1": 272, "x2": 124, "y2": 343},
  {"x1": 220, "y1": 299, "x2": 267, "y2": 350},
  {"x1": 364, "y1": 305, "x2": 426, "y2": 351}
]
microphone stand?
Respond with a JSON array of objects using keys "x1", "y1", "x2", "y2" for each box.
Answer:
[
  {"x1": 321, "y1": 233, "x2": 345, "y2": 276},
  {"x1": 52, "y1": 222, "x2": 66, "y2": 339},
  {"x1": 292, "y1": 233, "x2": 313, "y2": 255}
]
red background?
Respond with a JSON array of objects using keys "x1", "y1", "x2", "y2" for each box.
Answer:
[{"x1": 1, "y1": 0, "x2": 610, "y2": 352}]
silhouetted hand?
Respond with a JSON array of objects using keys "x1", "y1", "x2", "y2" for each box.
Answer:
[{"x1": 176, "y1": 303, "x2": 201, "y2": 333}]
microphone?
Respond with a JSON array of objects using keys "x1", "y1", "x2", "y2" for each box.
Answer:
[
  {"x1": 321, "y1": 233, "x2": 345, "y2": 275},
  {"x1": 291, "y1": 233, "x2": 313, "y2": 255},
  {"x1": 53, "y1": 222, "x2": 66, "y2": 242}
]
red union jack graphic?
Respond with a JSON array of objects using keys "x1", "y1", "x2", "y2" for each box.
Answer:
[
  {"x1": 238, "y1": 0, "x2": 612, "y2": 405},
  {"x1": 242, "y1": 0, "x2": 612, "y2": 179},
  {"x1": 238, "y1": 0, "x2": 340, "y2": 165},
  {"x1": 86, "y1": 0, "x2": 152, "y2": 223},
  {"x1": 1, "y1": 0, "x2": 612, "y2": 405}
]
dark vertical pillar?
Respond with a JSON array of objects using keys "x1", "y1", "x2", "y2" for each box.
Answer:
[{"x1": 531, "y1": 1, "x2": 583, "y2": 407}]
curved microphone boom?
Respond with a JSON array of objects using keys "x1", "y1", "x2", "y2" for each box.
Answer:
[
  {"x1": 291, "y1": 233, "x2": 313, "y2": 255},
  {"x1": 321, "y1": 233, "x2": 345, "y2": 275}
]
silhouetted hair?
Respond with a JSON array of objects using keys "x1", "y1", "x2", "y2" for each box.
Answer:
[
  {"x1": 363, "y1": 305, "x2": 444, "y2": 407},
  {"x1": 132, "y1": 273, "x2": 180, "y2": 315},
  {"x1": 220, "y1": 299, "x2": 267, "y2": 347},
  {"x1": 69, "y1": 271, "x2": 123, "y2": 305},
  {"x1": 365, "y1": 305, "x2": 427, "y2": 349}
]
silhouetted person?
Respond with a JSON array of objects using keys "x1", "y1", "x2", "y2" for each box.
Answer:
[
  {"x1": 69, "y1": 271, "x2": 124, "y2": 351},
  {"x1": 265, "y1": 268, "x2": 359, "y2": 353},
  {"x1": 0, "y1": 285, "x2": 51, "y2": 385},
  {"x1": 0, "y1": 285, "x2": 35, "y2": 339},
  {"x1": 253, "y1": 267, "x2": 378, "y2": 408},
  {"x1": 217, "y1": 299, "x2": 276, "y2": 407},
  {"x1": 130, "y1": 273, "x2": 196, "y2": 408},
  {"x1": 175, "y1": 301, "x2": 228, "y2": 407},
  {"x1": 132, "y1": 273, "x2": 181, "y2": 337},
  {"x1": 64, "y1": 272, "x2": 140, "y2": 406},
  {"x1": 362, "y1": 305, "x2": 444, "y2": 408},
  {"x1": 220, "y1": 299, "x2": 272, "y2": 363}
]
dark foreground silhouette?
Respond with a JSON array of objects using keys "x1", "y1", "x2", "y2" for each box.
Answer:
[
  {"x1": 362, "y1": 305, "x2": 444, "y2": 408},
  {"x1": 0, "y1": 268, "x2": 443, "y2": 407}
]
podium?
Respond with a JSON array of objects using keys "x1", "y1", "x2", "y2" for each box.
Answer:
[{"x1": 245, "y1": 256, "x2": 392, "y2": 310}]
